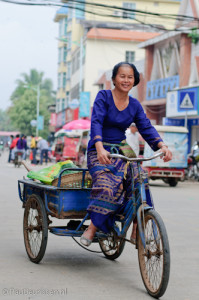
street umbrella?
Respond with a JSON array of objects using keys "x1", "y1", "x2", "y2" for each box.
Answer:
[
  {"x1": 54, "y1": 128, "x2": 67, "y2": 137},
  {"x1": 62, "y1": 119, "x2": 91, "y2": 130}
]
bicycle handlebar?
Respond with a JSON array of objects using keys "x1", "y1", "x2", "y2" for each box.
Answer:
[{"x1": 109, "y1": 151, "x2": 164, "y2": 162}]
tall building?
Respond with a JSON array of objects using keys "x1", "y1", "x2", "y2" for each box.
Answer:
[
  {"x1": 138, "y1": 0, "x2": 199, "y2": 150},
  {"x1": 54, "y1": 0, "x2": 182, "y2": 129}
]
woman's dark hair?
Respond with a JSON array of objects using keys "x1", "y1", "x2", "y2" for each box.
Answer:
[{"x1": 111, "y1": 62, "x2": 140, "y2": 87}]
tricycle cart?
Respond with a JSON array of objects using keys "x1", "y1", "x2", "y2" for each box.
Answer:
[{"x1": 18, "y1": 152, "x2": 170, "y2": 298}]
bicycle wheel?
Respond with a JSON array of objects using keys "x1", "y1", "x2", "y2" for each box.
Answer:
[
  {"x1": 138, "y1": 209, "x2": 170, "y2": 298},
  {"x1": 98, "y1": 222, "x2": 126, "y2": 260},
  {"x1": 23, "y1": 194, "x2": 48, "y2": 263}
]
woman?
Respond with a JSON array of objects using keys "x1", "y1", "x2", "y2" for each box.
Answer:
[{"x1": 80, "y1": 62, "x2": 172, "y2": 246}]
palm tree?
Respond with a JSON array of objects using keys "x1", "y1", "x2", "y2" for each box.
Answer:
[{"x1": 8, "y1": 69, "x2": 55, "y2": 137}]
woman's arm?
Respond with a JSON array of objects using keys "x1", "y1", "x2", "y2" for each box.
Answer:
[
  {"x1": 90, "y1": 91, "x2": 111, "y2": 164},
  {"x1": 134, "y1": 102, "x2": 172, "y2": 162}
]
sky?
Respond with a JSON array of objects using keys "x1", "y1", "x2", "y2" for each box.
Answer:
[{"x1": 0, "y1": 1, "x2": 59, "y2": 110}]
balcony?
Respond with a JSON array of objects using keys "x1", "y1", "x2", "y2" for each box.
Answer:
[{"x1": 146, "y1": 75, "x2": 179, "y2": 100}]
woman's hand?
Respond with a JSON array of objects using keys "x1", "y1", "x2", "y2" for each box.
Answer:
[
  {"x1": 97, "y1": 148, "x2": 111, "y2": 164},
  {"x1": 95, "y1": 141, "x2": 111, "y2": 164},
  {"x1": 160, "y1": 145, "x2": 172, "y2": 162}
]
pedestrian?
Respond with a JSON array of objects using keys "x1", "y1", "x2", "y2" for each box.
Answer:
[
  {"x1": 8, "y1": 135, "x2": 14, "y2": 163},
  {"x1": 30, "y1": 134, "x2": 37, "y2": 165},
  {"x1": 80, "y1": 61, "x2": 172, "y2": 247},
  {"x1": 37, "y1": 137, "x2": 49, "y2": 165},
  {"x1": 125, "y1": 123, "x2": 140, "y2": 157},
  {"x1": 10, "y1": 134, "x2": 20, "y2": 161}
]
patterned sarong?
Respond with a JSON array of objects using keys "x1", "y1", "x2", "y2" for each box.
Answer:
[{"x1": 87, "y1": 151, "x2": 153, "y2": 233}]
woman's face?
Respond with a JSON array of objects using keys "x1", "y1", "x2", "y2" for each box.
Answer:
[{"x1": 113, "y1": 65, "x2": 135, "y2": 93}]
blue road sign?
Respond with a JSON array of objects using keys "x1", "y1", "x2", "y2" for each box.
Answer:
[{"x1": 178, "y1": 88, "x2": 197, "y2": 112}]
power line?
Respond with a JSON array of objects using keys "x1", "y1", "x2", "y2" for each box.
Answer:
[{"x1": 1, "y1": 0, "x2": 199, "y2": 33}]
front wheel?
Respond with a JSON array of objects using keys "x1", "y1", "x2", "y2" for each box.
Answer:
[
  {"x1": 138, "y1": 210, "x2": 170, "y2": 298},
  {"x1": 23, "y1": 194, "x2": 48, "y2": 263},
  {"x1": 168, "y1": 178, "x2": 178, "y2": 187}
]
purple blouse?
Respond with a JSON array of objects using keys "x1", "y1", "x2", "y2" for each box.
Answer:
[{"x1": 88, "y1": 90, "x2": 162, "y2": 152}]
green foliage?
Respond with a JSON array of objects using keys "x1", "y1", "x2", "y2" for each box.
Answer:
[
  {"x1": 8, "y1": 69, "x2": 55, "y2": 138},
  {"x1": 188, "y1": 28, "x2": 199, "y2": 44},
  {"x1": 0, "y1": 109, "x2": 15, "y2": 131}
]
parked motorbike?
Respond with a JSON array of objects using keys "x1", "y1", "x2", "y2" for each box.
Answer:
[{"x1": 186, "y1": 141, "x2": 199, "y2": 181}]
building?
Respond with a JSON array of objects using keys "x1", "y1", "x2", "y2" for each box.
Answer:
[
  {"x1": 138, "y1": 0, "x2": 199, "y2": 150},
  {"x1": 54, "y1": 0, "x2": 182, "y2": 128}
]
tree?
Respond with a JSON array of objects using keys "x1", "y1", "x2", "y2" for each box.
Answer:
[
  {"x1": 0, "y1": 109, "x2": 15, "y2": 131},
  {"x1": 8, "y1": 69, "x2": 55, "y2": 138}
]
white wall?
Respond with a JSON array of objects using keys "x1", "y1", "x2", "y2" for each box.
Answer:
[{"x1": 84, "y1": 39, "x2": 145, "y2": 105}]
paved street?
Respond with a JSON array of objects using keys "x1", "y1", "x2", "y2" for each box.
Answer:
[{"x1": 0, "y1": 150, "x2": 198, "y2": 300}]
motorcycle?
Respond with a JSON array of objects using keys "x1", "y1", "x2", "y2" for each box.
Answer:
[
  {"x1": 14, "y1": 151, "x2": 23, "y2": 168},
  {"x1": 186, "y1": 141, "x2": 199, "y2": 181}
]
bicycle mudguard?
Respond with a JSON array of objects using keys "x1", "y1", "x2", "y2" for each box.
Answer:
[{"x1": 137, "y1": 204, "x2": 152, "y2": 248}]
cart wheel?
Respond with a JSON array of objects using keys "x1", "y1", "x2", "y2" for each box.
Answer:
[
  {"x1": 23, "y1": 194, "x2": 48, "y2": 263},
  {"x1": 138, "y1": 209, "x2": 170, "y2": 298},
  {"x1": 98, "y1": 222, "x2": 125, "y2": 260}
]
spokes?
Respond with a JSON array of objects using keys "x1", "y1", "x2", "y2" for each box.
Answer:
[
  {"x1": 142, "y1": 218, "x2": 163, "y2": 292},
  {"x1": 100, "y1": 237, "x2": 117, "y2": 255},
  {"x1": 25, "y1": 200, "x2": 43, "y2": 257}
]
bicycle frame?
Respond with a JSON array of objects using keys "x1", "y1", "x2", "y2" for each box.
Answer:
[{"x1": 109, "y1": 152, "x2": 164, "y2": 248}]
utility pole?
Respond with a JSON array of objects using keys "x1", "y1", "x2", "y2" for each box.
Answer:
[{"x1": 36, "y1": 85, "x2": 40, "y2": 137}]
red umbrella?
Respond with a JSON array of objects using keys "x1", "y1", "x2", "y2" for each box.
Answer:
[{"x1": 62, "y1": 119, "x2": 91, "y2": 130}]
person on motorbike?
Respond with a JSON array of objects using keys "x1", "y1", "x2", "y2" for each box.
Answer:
[{"x1": 11, "y1": 135, "x2": 27, "y2": 160}]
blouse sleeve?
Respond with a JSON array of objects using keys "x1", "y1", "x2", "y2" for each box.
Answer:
[
  {"x1": 90, "y1": 91, "x2": 108, "y2": 145},
  {"x1": 134, "y1": 102, "x2": 163, "y2": 151}
]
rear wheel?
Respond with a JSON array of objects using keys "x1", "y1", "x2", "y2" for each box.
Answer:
[
  {"x1": 138, "y1": 210, "x2": 170, "y2": 298},
  {"x1": 98, "y1": 222, "x2": 125, "y2": 260},
  {"x1": 23, "y1": 194, "x2": 48, "y2": 263}
]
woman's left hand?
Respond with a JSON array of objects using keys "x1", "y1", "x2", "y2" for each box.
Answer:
[{"x1": 160, "y1": 145, "x2": 172, "y2": 162}]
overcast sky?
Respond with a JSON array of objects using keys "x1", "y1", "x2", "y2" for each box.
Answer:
[{"x1": 0, "y1": 2, "x2": 58, "y2": 110}]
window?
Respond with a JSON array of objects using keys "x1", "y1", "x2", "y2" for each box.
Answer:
[
  {"x1": 62, "y1": 98, "x2": 65, "y2": 110},
  {"x1": 64, "y1": 18, "x2": 67, "y2": 35},
  {"x1": 58, "y1": 48, "x2": 62, "y2": 64},
  {"x1": 59, "y1": 19, "x2": 63, "y2": 37},
  {"x1": 63, "y1": 46, "x2": 67, "y2": 62},
  {"x1": 63, "y1": 72, "x2": 66, "y2": 88},
  {"x1": 72, "y1": 56, "x2": 75, "y2": 74},
  {"x1": 59, "y1": 17, "x2": 68, "y2": 37},
  {"x1": 67, "y1": 32, "x2": 72, "y2": 50},
  {"x1": 123, "y1": 2, "x2": 136, "y2": 19},
  {"x1": 58, "y1": 73, "x2": 61, "y2": 89},
  {"x1": 65, "y1": 91, "x2": 70, "y2": 108},
  {"x1": 67, "y1": 62, "x2": 71, "y2": 79},
  {"x1": 125, "y1": 51, "x2": 135, "y2": 63}
]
